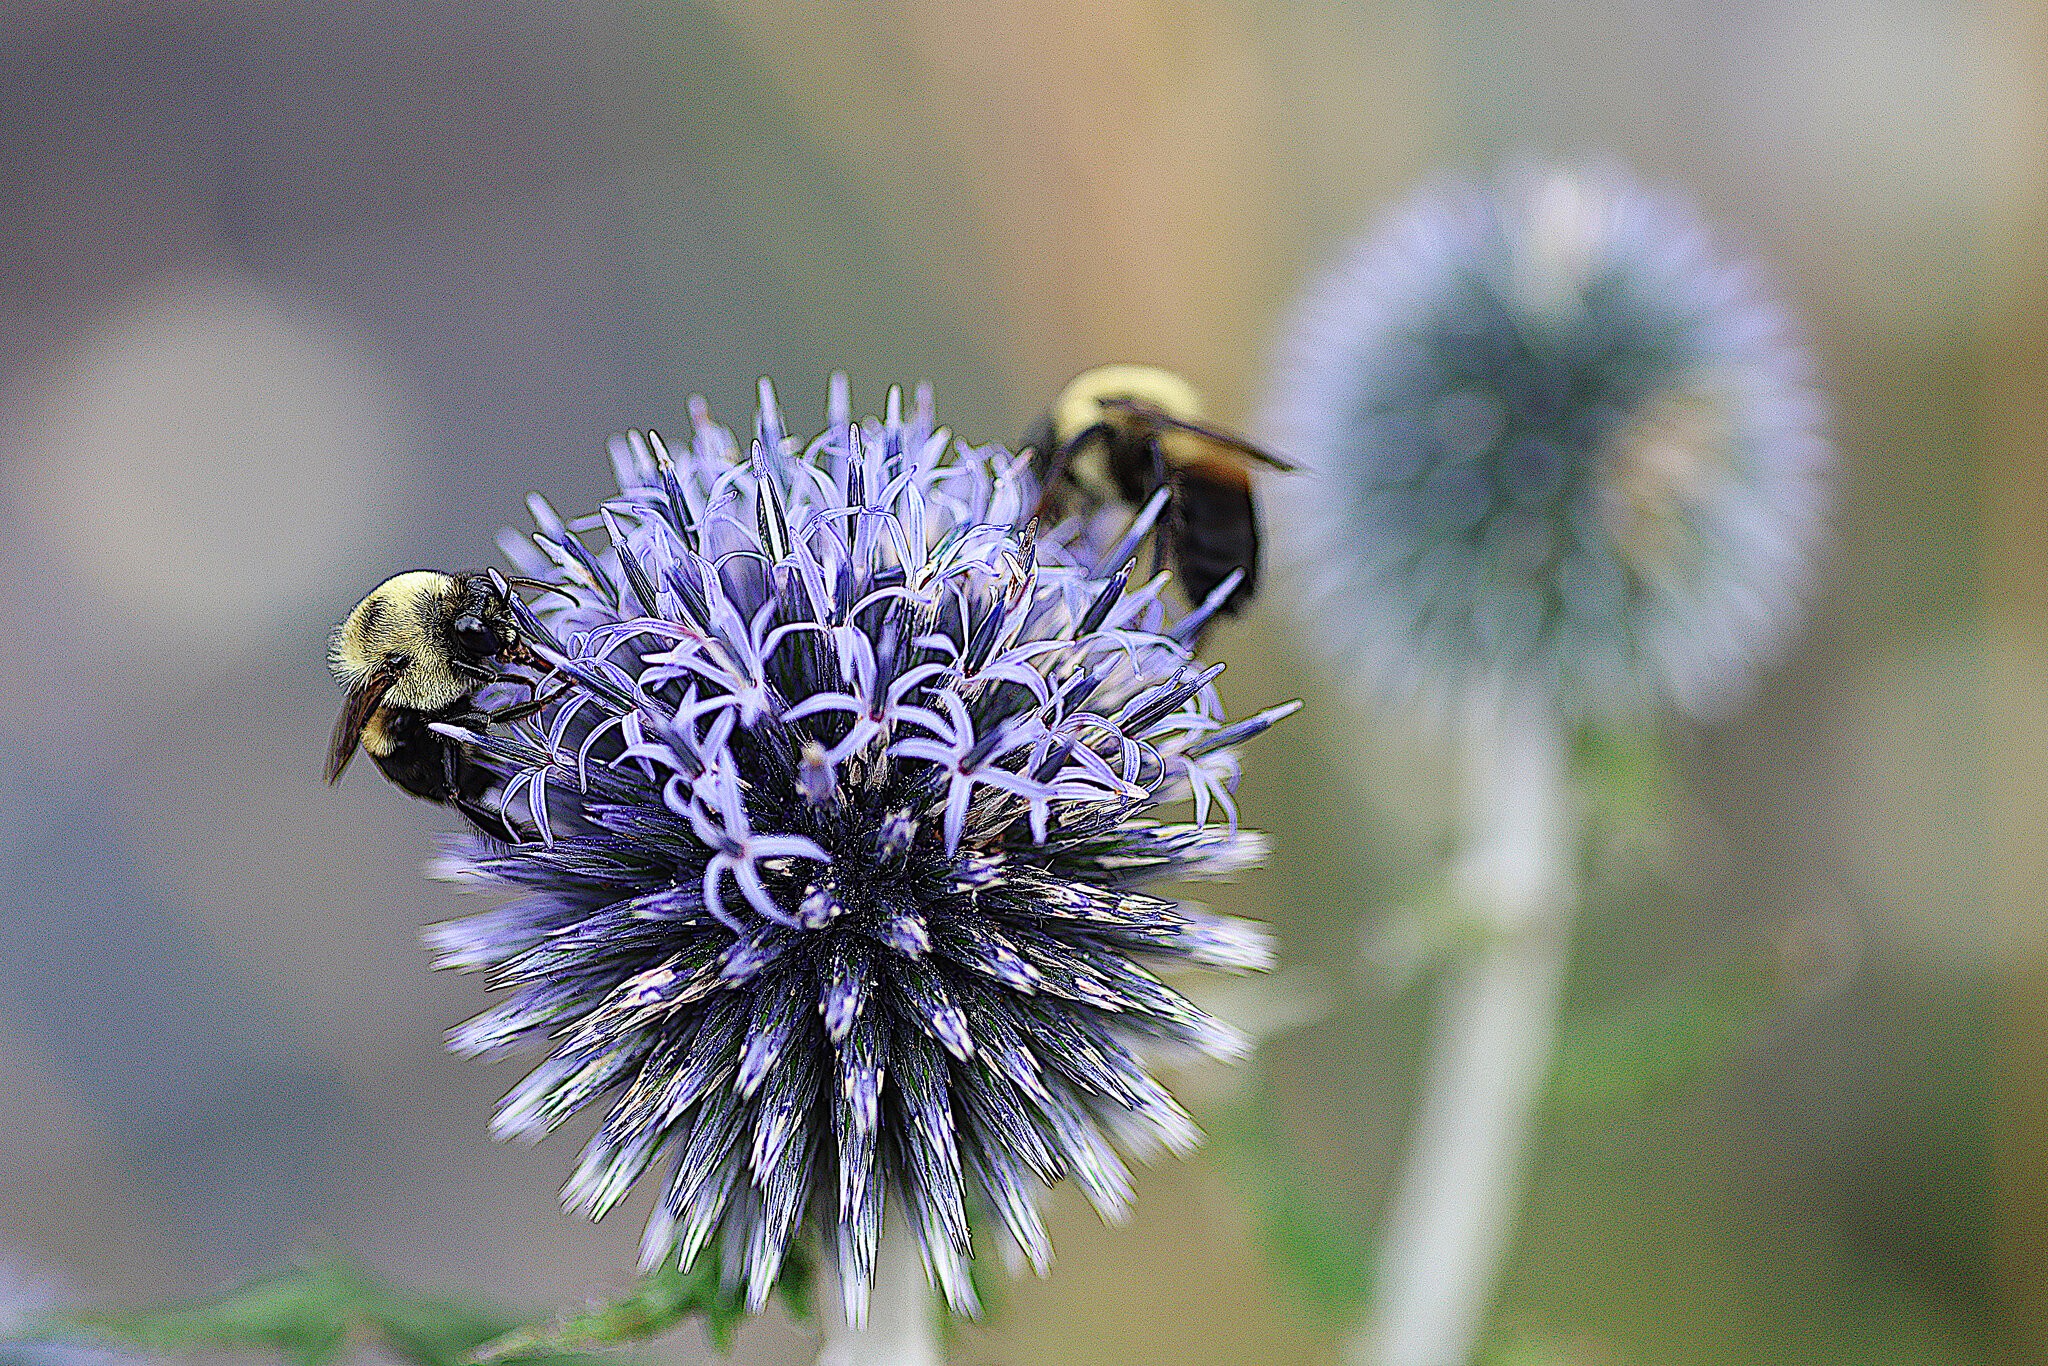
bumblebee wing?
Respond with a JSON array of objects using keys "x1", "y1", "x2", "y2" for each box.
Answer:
[
  {"x1": 326, "y1": 662, "x2": 401, "y2": 784},
  {"x1": 1099, "y1": 397, "x2": 1299, "y2": 471}
]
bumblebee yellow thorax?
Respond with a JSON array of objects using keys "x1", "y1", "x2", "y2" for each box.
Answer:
[{"x1": 1051, "y1": 365, "x2": 1204, "y2": 447}]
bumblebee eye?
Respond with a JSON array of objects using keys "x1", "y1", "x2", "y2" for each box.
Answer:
[{"x1": 451, "y1": 614, "x2": 498, "y2": 658}]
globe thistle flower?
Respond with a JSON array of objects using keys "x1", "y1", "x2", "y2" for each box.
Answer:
[
  {"x1": 1263, "y1": 167, "x2": 1832, "y2": 1366},
  {"x1": 426, "y1": 378, "x2": 1289, "y2": 1327},
  {"x1": 1265, "y1": 166, "x2": 1829, "y2": 719}
]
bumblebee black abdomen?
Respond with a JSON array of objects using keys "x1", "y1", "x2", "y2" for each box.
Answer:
[
  {"x1": 366, "y1": 704, "x2": 519, "y2": 842},
  {"x1": 1173, "y1": 470, "x2": 1260, "y2": 614},
  {"x1": 365, "y1": 705, "x2": 473, "y2": 801}
]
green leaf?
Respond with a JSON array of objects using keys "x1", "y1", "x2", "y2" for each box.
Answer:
[
  {"x1": 1360, "y1": 876, "x2": 1522, "y2": 993},
  {"x1": 1207, "y1": 1073, "x2": 1375, "y2": 1321},
  {"x1": 471, "y1": 1248, "x2": 804, "y2": 1362},
  {"x1": 37, "y1": 1256, "x2": 361, "y2": 1366},
  {"x1": 1478, "y1": 1327, "x2": 1613, "y2": 1366},
  {"x1": 1549, "y1": 957, "x2": 1780, "y2": 1116},
  {"x1": 1571, "y1": 724, "x2": 1681, "y2": 884},
  {"x1": 19, "y1": 1252, "x2": 622, "y2": 1366},
  {"x1": 1572, "y1": 724, "x2": 1675, "y2": 810},
  {"x1": 772, "y1": 1245, "x2": 817, "y2": 1328}
]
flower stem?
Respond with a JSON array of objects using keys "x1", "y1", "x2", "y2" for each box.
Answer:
[
  {"x1": 1355, "y1": 698, "x2": 1576, "y2": 1366},
  {"x1": 817, "y1": 1217, "x2": 943, "y2": 1366}
]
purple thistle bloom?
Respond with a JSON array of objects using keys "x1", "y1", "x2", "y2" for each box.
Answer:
[
  {"x1": 424, "y1": 377, "x2": 1291, "y2": 1324},
  {"x1": 1265, "y1": 167, "x2": 1831, "y2": 719}
]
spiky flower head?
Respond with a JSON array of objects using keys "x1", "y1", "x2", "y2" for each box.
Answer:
[
  {"x1": 1264, "y1": 166, "x2": 1829, "y2": 720},
  {"x1": 426, "y1": 378, "x2": 1289, "y2": 1323}
]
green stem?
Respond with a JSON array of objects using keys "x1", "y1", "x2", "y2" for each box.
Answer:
[
  {"x1": 1356, "y1": 697, "x2": 1577, "y2": 1366},
  {"x1": 817, "y1": 1215, "x2": 942, "y2": 1366}
]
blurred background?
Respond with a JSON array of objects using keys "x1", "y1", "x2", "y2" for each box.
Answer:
[{"x1": 0, "y1": 1, "x2": 2034, "y2": 1362}]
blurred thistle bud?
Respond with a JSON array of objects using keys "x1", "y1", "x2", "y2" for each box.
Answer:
[
  {"x1": 426, "y1": 379, "x2": 1290, "y2": 1326},
  {"x1": 1264, "y1": 166, "x2": 1830, "y2": 719}
]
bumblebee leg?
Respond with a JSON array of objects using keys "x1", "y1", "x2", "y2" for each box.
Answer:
[
  {"x1": 1150, "y1": 438, "x2": 1177, "y2": 581},
  {"x1": 454, "y1": 791, "x2": 523, "y2": 844},
  {"x1": 440, "y1": 721, "x2": 530, "y2": 843},
  {"x1": 1029, "y1": 423, "x2": 1112, "y2": 522},
  {"x1": 438, "y1": 731, "x2": 470, "y2": 806},
  {"x1": 492, "y1": 670, "x2": 556, "y2": 702},
  {"x1": 486, "y1": 681, "x2": 573, "y2": 726}
]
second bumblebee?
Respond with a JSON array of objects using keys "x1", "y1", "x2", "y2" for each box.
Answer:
[{"x1": 1027, "y1": 365, "x2": 1295, "y2": 627}]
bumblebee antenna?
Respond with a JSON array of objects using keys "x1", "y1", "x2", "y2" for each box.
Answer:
[{"x1": 493, "y1": 571, "x2": 579, "y2": 604}]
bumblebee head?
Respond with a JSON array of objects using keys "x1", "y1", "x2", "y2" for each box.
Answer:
[{"x1": 446, "y1": 572, "x2": 524, "y2": 679}]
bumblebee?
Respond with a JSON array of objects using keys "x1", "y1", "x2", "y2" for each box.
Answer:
[
  {"x1": 326, "y1": 570, "x2": 556, "y2": 841},
  {"x1": 1027, "y1": 365, "x2": 1295, "y2": 625}
]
